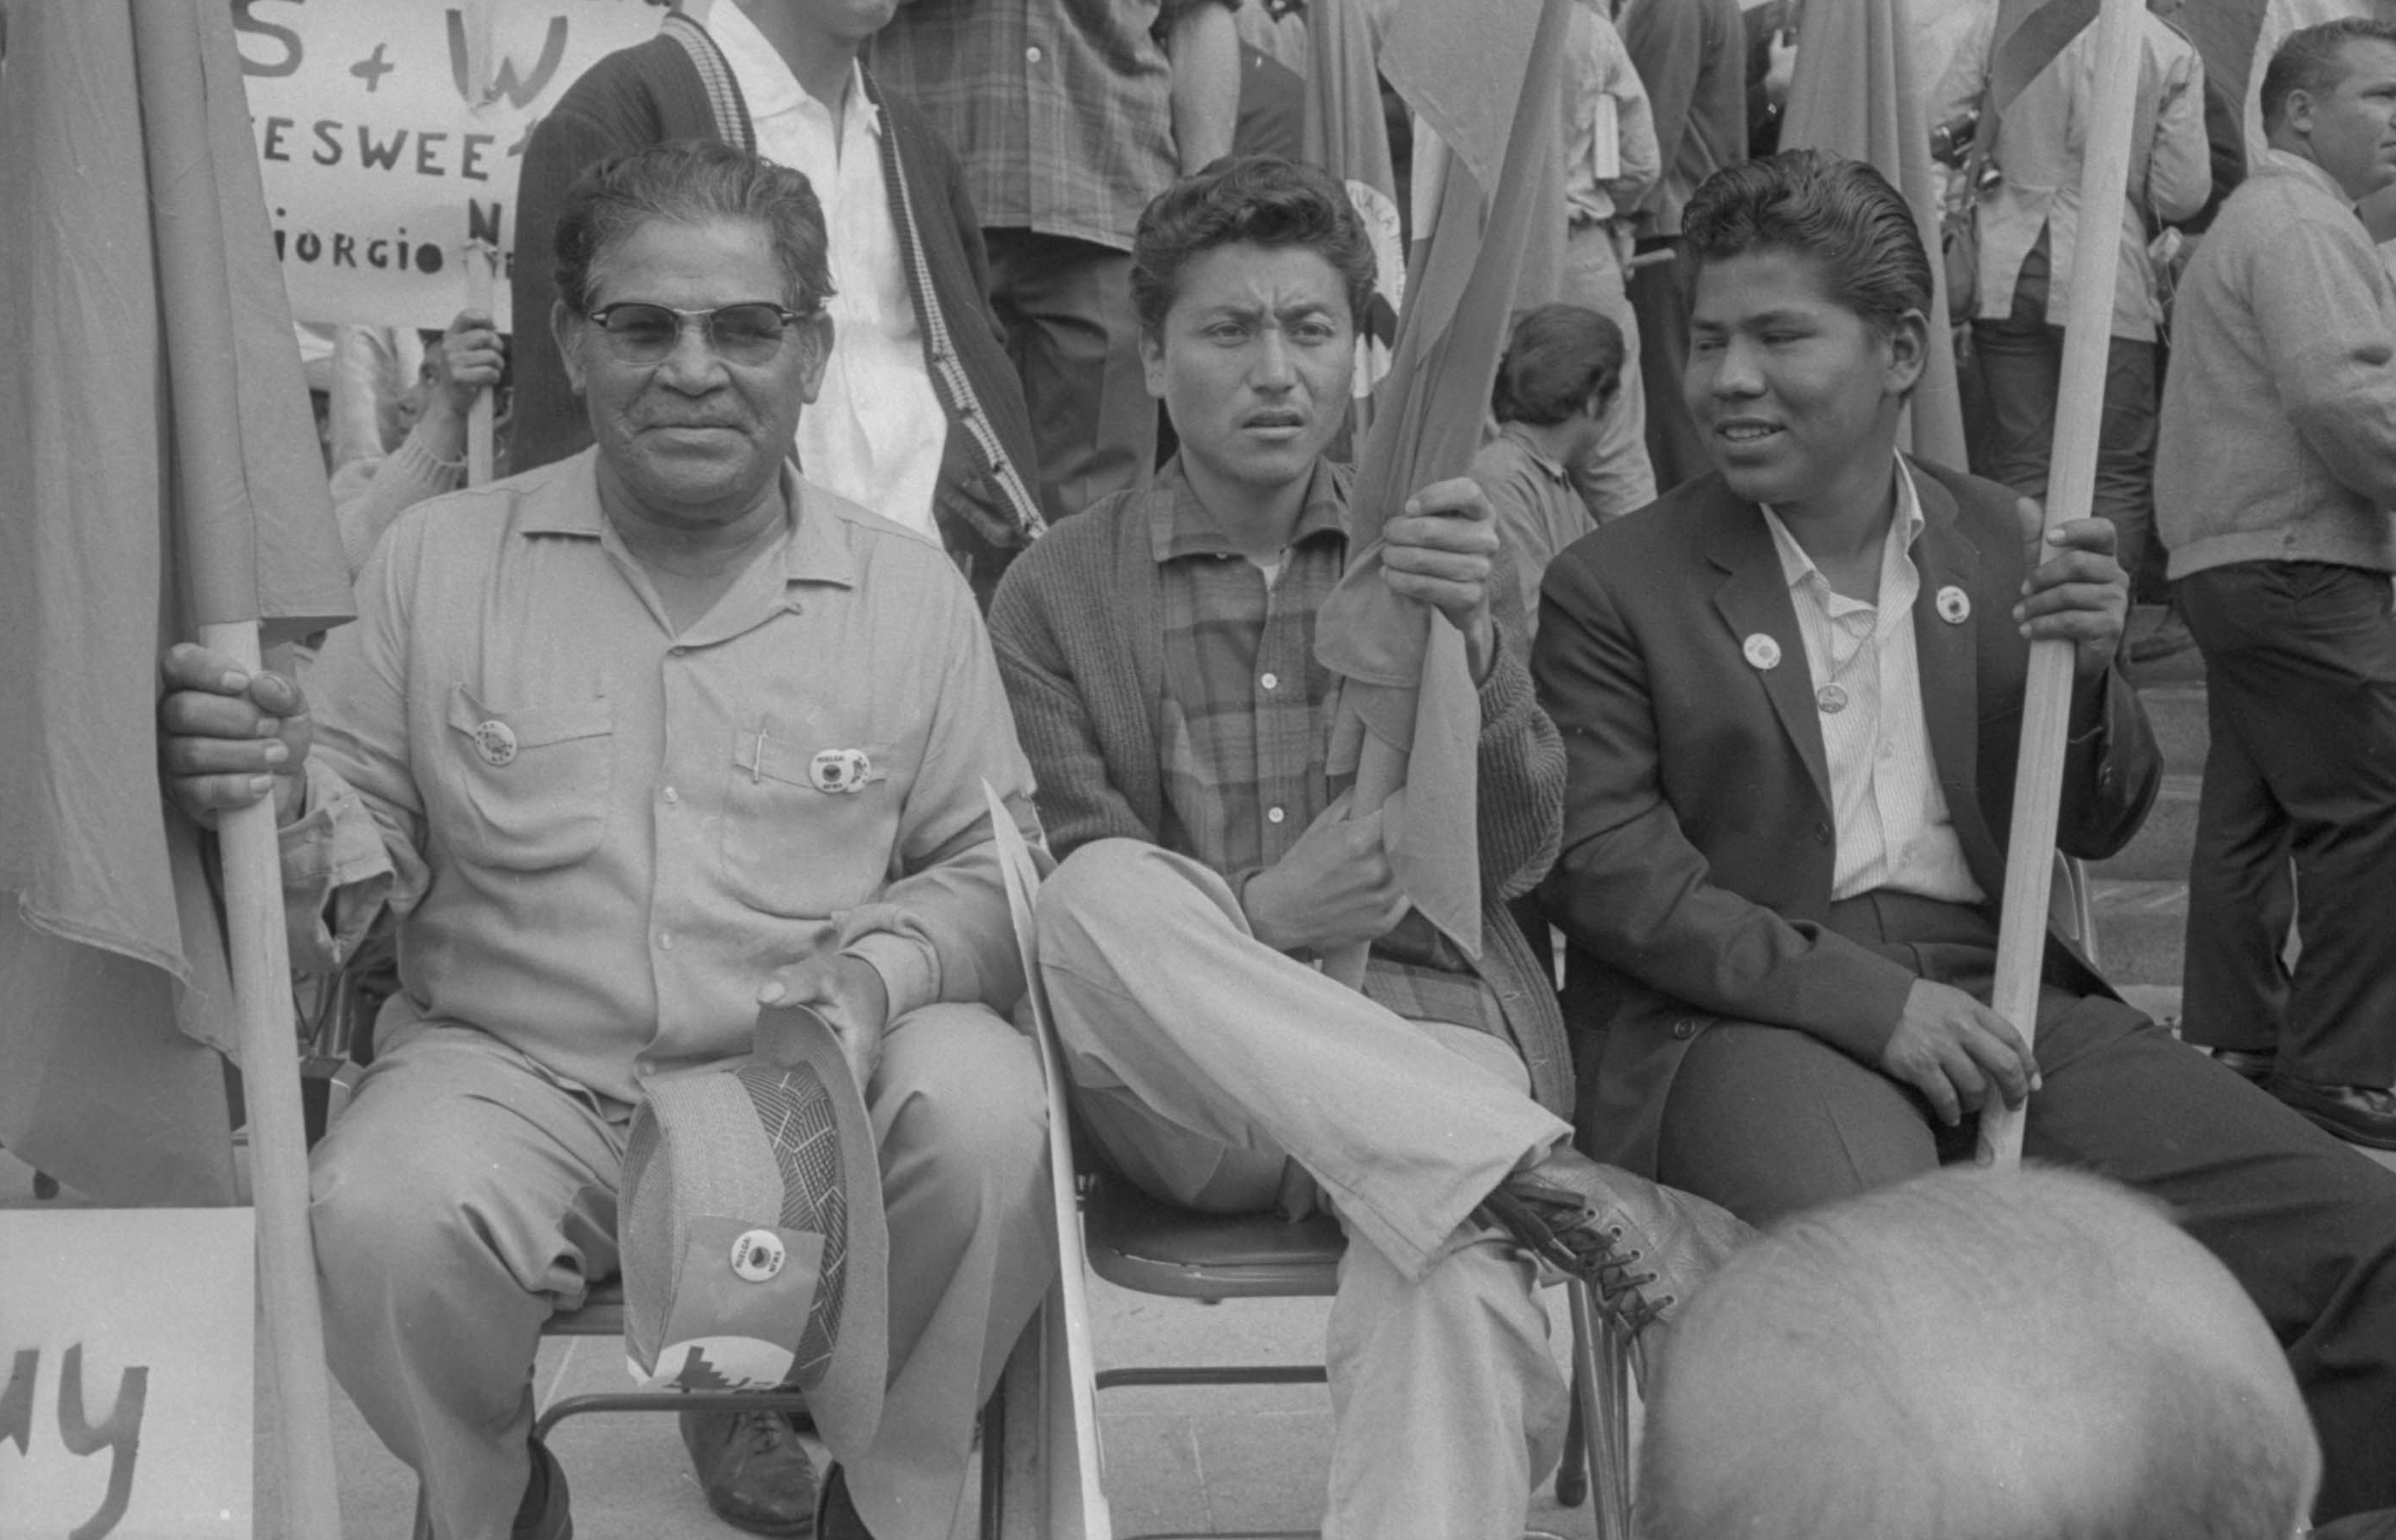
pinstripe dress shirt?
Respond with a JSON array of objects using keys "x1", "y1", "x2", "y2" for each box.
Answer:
[{"x1": 1760, "y1": 461, "x2": 1984, "y2": 905}]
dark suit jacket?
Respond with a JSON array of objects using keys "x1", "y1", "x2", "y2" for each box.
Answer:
[{"x1": 1531, "y1": 459, "x2": 2162, "y2": 1175}]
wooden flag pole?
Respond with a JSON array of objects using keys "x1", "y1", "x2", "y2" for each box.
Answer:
[
  {"x1": 466, "y1": 240, "x2": 498, "y2": 486},
  {"x1": 201, "y1": 617, "x2": 346, "y2": 1539},
  {"x1": 1980, "y1": 0, "x2": 2144, "y2": 1168}
]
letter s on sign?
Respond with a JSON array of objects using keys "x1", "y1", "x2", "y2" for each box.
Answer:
[{"x1": 230, "y1": 0, "x2": 303, "y2": 78}]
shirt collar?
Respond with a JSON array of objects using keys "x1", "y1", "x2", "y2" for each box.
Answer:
[
  {"x1": 521, "y1": 454, "x2": 854, "y2": 588},
  {"x1": 1759, "y1": 456, "x2": 1924, "y2": 597},
  {"x1": 1146, "y1": 455, "x2": 1349, "y2": 563},
  {"x1": 1499, "y1": 423, "x2": 1574, "y2": 485},
  {"x1": 708, "y1": 4, "x2": 879, "y2": 142},
  {"x1": 2259, "y1": 148, "x2": 2357, "y2": 210}
]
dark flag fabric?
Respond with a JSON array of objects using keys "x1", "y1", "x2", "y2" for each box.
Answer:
[
  {"x1": 1313, "y1": 0, "x2": 1573, "y2": 964},
  {"x1": 0, "y1": 3, "x2": 354, "y2": 1203},
  {"x1": 2181, "y1": 0, "x2": 2271, "y2": 113},
  {"x1": 1782, "y1": 0, "x2": 1970, "y2": 469},
  {"x1": 1990, "y1": 0, "x2": 2103, "y2": 108},
  {"x1": 1303, "y1": 0, "x2": 1405, "y2": 420}
]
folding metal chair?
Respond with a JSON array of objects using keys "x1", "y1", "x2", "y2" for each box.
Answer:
[
  {"x1": 994, "y1": 1005, "x2": 1639, "y2": 1540},
  {"x1": 406, "y1": 1282, "x2": 820, "y2": 1540},
  {"x1": 964, "y1": 791, "x2": 1639, "y2": 1540},
  {"x1": 1076, "y1": 1168, "x2": 1639, "y2": 1540},
  {"x1": 308, "y1": 947, "x2": 999, "y2": 1540}
]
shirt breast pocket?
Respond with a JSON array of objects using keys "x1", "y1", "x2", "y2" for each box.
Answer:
[
  {"x1": 441, "y1": 686, "x2": 615, "y2": 871},
  {"x1": 722, "y1": 728, "x2": 902, "y2": 917}
]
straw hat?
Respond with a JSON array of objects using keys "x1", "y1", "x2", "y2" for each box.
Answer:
[{"x1": 618, "y1": 1002, "x2": 888, "y2": 1462}]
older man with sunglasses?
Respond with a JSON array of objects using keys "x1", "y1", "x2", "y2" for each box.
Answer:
[{"x1": 154, "y1": 141, "x2": 1053, "y2": 1540}]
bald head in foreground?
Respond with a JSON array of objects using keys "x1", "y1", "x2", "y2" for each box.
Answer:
[{"x1": 1640, "y1": 1167, "x2": 2320, "y2": 1540}]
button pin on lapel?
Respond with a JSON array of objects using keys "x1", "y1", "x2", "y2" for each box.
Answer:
[
  {"x1": 1937, "y1": 585, "x2": 1971, "y2": 624},
  {"x1": 1743, "y1": 634, "x2": 1782, "y2": 670}
]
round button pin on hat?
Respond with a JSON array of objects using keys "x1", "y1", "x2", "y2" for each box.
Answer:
[
  {"x1": 1743, "y1": 634, "x2": 1782, "y2": 670},
  {"x1": 1937, "y1": 586, "x2": 1971, "y2": 624},
  {"x1": 731, "y1": 1229, "x2": 786, "y2": 1282}
]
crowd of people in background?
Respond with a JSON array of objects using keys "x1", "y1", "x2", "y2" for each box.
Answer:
[{"x1": 218, "y1": 1, "x2": 2396, "y2": 1537}]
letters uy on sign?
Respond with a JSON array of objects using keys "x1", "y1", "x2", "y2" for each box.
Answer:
[{"x1": 0, "y1": 1209, "x2": 254, "y2": 1540}]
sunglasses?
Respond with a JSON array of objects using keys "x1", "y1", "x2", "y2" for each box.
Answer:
[{"x1": 585, "y1": 301, "x2": 816, "y2": 367}]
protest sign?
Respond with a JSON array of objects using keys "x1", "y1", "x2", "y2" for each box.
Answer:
[
  {"x1": 235, "y1": 0, "x2": 670, "y2": 332},
  {"x1": 0, "y1": 1209, "x2": 255, "y2": 1540}
]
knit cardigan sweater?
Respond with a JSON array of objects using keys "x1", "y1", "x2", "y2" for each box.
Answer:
[
  {"x1": 510, "y1": 29, "x2": 1046, "y2": 588},
  {"x1": 987, "y1": 467, "x2": 1576, "y2": 1116}
]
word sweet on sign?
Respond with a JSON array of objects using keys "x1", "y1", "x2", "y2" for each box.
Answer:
[
  {"x1": 236, "y1": 0, "x2": 671, "y2": 332},
  {"x1": 0, "y1": 1209, "x2": 254, "y2": 1540}
]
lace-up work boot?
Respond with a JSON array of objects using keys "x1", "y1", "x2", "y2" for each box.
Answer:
[{"x1": 1475, "y1": 1145, "x2": 1752, "y2": 1336}]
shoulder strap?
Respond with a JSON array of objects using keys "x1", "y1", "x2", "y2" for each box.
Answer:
[{"x1": 660, "y1": 12, "x2": 753, "y2": 153}]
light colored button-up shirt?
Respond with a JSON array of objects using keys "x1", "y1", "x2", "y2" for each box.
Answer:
[
  {"x1": 1761, "y1": 462, "x2": 1983, "y2": 906},
  {"x1": 1934, "y1": 8, "x2": 2209, "y2": 342},
  {"x1": 1472, "y1": 425, "x2": 1597, "y2": 646},
  {"x1": 277, "y1": 451, "x2": 1037, "y2": 1104},
  {"x1": 1563, "y1": 3, "x2": 1660, "y2": 229},
  {"x1": 713, "y1": 8, "x2": 947, "y2": 539}
]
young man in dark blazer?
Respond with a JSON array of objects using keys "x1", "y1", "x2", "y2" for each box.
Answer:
[{"x1": 1533, "y1": 149, "x2": 2396, "y2": 1527}]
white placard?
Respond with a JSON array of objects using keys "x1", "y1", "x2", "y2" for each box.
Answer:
[
  {"x1": 235, "y1": 0, "x2": 672, "y2": 332},
  {"x1": 0, "y1": 1209, "x2": 255, "y2": 1540}
]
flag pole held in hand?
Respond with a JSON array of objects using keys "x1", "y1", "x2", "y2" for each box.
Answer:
[{"x1": 1981, "y1": 0, "x2": 2144, "y2": 1169}]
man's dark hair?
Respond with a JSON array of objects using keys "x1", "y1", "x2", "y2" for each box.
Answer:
[
  {"x1": 1681, "y1": 149, "x2": 1933, "y2": 337},
  {"x1": 552, "y1": 139, "x2": 835, "y2": 317},
  {"x1": 1130, "y1": 155, "x2": 1378, "y2": 338},
  {"x1": 2260, "y1": 17, "x2": 2396, "y2": 135},
  {"x1": 1492, "y1": 304, "x2": 1625, "y2": 426}
]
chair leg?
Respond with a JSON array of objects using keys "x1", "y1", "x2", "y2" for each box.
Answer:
[
  {"x1": 1569, "y1": 1282, "x2": 1636, "y2": 1540},
  {"x1": 1553, "y1": 1355, "x2": 1588, "y2": 1508},
  {"x1": 411, "y1": 1485, "x2": 433, "y2": 1540}
]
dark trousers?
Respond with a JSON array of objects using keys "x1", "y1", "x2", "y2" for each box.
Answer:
[
  {"x1": 1651, "y1": 889, "x2": 2396, "y2": 1520},
  {"x1": 2179, "y1": 561, "x2": 2396, "y2": 1085},
  {"x1": 1969, "y1": 245, "x2": 2163, "y2": 595},
  {"x1": 982, "y1": 229, "x2": 1157, "y2": 520},
  {"x1": 1626, "y1": 235, "x2": 1710, "y2": 495}
]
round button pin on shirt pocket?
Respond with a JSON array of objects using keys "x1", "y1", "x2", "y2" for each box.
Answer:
[{"x1": 473, "y1": 719, "x2": 518, "y2": 767}]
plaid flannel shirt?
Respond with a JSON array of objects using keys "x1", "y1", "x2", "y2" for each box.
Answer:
[
  {"x1": 1149, "y1": 460, "x2": 1505, "y2": 1036},
  {"x1": 869, "y1": 0, "x2": 1225, "y2": 252}
]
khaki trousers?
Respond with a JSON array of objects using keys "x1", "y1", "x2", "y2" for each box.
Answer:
[
  {"x1": 310, "y1": 1005, "x2": 1053, "y2": 1540},
  {"x1": 1035, "y1": 840, "x2": 1573, "y2": 1539}
]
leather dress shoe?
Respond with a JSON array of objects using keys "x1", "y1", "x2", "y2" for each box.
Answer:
[
  {"x1": 1475, "y1": 1145, "x2": 1753, "y2": 1335},
  {"x1": 2270, "y1": 1077, "x2": 2396, "y2": 1150},
  {"x1": 817, "y1": 1463, "x2": 877, "y2": 1540},
  {"x1": 2211, "y1": 1047, "x2": 2277, "y2": 1084},
  {"x1": 514, "y1": 1435, "x2": 571, "y2": 1540},
  {"x1": 681, "y1": 1407, "x2": 820, "y2": 1537}
]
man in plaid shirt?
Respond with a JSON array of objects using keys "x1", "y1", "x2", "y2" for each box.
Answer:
[
  {"x1": 870, "y1": 0, "x2": 1240, "y2": 520},
  {"x1": 987, "y1": 156, "x2": 1745, "y2": 1536}
]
